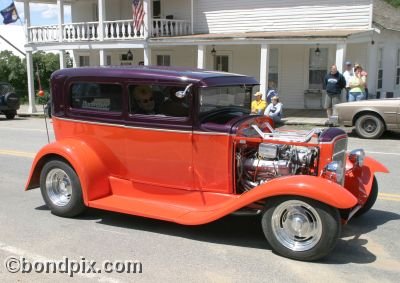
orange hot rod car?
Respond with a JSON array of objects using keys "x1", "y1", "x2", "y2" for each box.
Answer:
[{"x1": 26, "y1": 67, "x2": 388, "y2": 261}]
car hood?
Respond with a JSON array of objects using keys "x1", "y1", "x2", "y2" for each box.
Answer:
[{"x1": 335, "y1": 98, "x2": 400, "y2": 109}]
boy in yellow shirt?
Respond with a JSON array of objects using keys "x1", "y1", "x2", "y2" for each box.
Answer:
[{"x1": 251, "y1": 92, "x2": 267, "y2": 114}]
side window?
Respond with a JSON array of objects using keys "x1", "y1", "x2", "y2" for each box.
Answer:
[
  {"x1": 70, "y1": 83, "x2": 122, "y2": 112},
  {"x1": 128, "y1": 84, "x2": 189, "y2": 117}
]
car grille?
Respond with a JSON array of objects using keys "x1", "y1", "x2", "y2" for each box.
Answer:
[{"x1": 332, "y1": 137, "x2": 348, "y2": 185}]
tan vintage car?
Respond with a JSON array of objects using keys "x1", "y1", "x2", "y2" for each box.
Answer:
[{"x1": 332, "y1": 98, "x2": 400, "y2": 139}]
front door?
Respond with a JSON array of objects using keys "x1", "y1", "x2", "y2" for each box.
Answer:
[{"x1": 124, "y1": 83, "x2": 194, "y2": 190}]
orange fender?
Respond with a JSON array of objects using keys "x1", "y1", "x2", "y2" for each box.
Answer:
[
  {"x1": 344, "y1": 156, "x2": 389, "y2": 203},
  {"x1": 363, "y1": 156, "x2": 389, "y2": 174},
  {"x1": 25, "y1": 139, "x2": 111, "y2": 205},
  {"x1": 178, "y1": 175, "x2": 357, "y2": 225}
]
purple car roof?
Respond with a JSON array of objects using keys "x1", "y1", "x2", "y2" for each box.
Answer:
[{"x1": 51, "y1": 66, "x2": 259, "y2": 87}]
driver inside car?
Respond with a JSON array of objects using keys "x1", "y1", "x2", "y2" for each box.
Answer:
[{"x1": 132, "y1": 85, "x2": 156, "y2": 114}]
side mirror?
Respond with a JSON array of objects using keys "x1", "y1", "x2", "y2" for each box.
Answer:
[{"x1": 175, "y1": 83, "x2": 193, "y2": 99}]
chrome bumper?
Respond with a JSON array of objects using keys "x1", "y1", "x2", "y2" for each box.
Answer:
[{"x1": 329, "y1": 115, "x2": 339, "y2": 126}]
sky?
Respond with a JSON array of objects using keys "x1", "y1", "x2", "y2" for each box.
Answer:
[{"x1": 0, "y1": 0, "x2": 71, "y2": 26}]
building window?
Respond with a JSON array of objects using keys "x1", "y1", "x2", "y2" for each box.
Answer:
[
  {"x1": 308, "y1": 48, "x2": 328, "y2": 89},
  {"x1": 215, "y1": 55, "x2": 229, "y2": 72},
  {"x1": 269, "y1": 48, "x2": 279, "y2": 87},
  {"x1": 152, "y1": 0, "x2": 161, "y2": 18},
  {"x1": 396, "y1": 48, "x2": 400, "y2": 86},
  {"x1": 377, "y1": 47, "x2": 383, "y2": 90},
  {"x1": 156, "y1": 55, "x2": 171, "y2": 66},
  {"x1": 106, "y1": 55, "x2": 112, "y2": 66},
  {"x1": 79, "y1": 56, "x2": 90, "y2": 67},
  {"x1": 92, "y1": 3, "x2": 98, "y2": 21},
  {"x1": 70, "y1": 83, "x2": 122, "y2": 112}
]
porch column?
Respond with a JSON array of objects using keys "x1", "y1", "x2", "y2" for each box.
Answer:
[
  {"x1": 143, "y1": 0, "x2": 151, "y2": 38},
  {"x1": 259, "y1": 44, "x2": 269, "y2": 100},
  {"x1": 99, "y1": 49, "x2": 106, "y2": 66},
  {"x1": 197, "y1": 45, "x2": 206, "y2": 69},
  {"x1": 335, "y1": 43, "x2": 346, "y2": 73},
  {"x1": 367, "y1": 42, "x2": 378, "y2": 96},
  {"x1": 57, "y1": 0, "x2": 64, "y2": 42},
  {"x1": 26, "y1": 51, "x2": 37, "y2": 113},
  {"x1": 98, "y1": 0, "x2": 105, "y2": 41},
  {"x1": 59, "y1": 50, "x2": 65, "y2": 69},
  {"x1": 382, "y1": 42, "x2": 397, "y2": 95},
  {"x1": 144, "y1": 46, "x2": 151, "y2": 65},
  {"x1": 23, "y1": 0, "x2": 30, "y2": 42},
  {"x1": 191, "y1": 0, "x2": 194, "y2": 34}
]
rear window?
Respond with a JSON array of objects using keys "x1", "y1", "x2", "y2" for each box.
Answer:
[{"x1": 70, "y1": 83, "x2": 122, "y2": 112}]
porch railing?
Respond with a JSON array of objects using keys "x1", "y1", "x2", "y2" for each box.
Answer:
[
  {"x1": 27, "y1": 19, "x2": 191, "y2": 43},
  {"x1": 152, "y1": 19, "x2": 191, "y2": 37}
]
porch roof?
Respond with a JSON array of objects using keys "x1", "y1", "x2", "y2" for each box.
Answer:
[{"x1": 150, "y1": 29, "x2": 369, "y2": 43}]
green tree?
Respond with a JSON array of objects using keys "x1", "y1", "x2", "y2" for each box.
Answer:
[
  {"x1": 0, "y1": 51, "x2": 27, "y2": 95},
  {"x1": 0, "y1": 50, "x2": 61, "y2": 103},
  {"x1": 385, "y1": 0, "x2": 400, "y2": 7},
  {"x1": 32, "y1": 51, "x2": 60, "y2": 93}
]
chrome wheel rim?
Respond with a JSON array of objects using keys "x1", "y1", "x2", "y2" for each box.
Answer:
[
  {"x1": 362, "y1": 119, "x2": 377, "y2": 133},
  {"x1": 45, "y1": 168, "x2": 72, "y2": 207},
  {"x1": 271, "y1": 200, "x2": 322, "y2": 252}
]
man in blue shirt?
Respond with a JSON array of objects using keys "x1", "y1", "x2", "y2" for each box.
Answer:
[{"x1": 323, "y1": 64, "x2": 346, "y2": 123}]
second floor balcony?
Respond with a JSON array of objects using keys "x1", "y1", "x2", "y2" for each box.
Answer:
[{"x1": 27, "y1": 18, "x2": 192, "y2": 43}]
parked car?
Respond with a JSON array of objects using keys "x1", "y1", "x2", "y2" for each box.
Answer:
[
  {"x1": 0, "y1": 82, "x2": 20, "y2": 119},
  {"x1": 332, "y1": 99, "x2": 400, "y2": 139},
  {"x1": 25, "y1": 67, "x2": 388, "y2": 261}
]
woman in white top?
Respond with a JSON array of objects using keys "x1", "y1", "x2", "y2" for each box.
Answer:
[{"x1": 264, "y1": 96, "x2": 283, "y2": 123}]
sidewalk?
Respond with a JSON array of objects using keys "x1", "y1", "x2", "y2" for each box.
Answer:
[{"x1": 17, "y1": 105, "x2": 328, "y2": 126}]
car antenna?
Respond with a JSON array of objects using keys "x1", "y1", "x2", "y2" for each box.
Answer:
[{"x1": 36, "y1": 64, "x2": 50, "y2": 144}]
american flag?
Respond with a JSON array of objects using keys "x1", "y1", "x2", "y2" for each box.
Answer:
[{"x1": 132, "y1": 0, "x2": 145, "y2": 31}]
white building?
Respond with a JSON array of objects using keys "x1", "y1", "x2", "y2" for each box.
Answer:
[{"x1": 16, "y1": 0, "x2": 400, "y2": 112}]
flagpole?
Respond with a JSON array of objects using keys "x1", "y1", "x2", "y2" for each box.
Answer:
[{"x1": 0, "y1": 34, "x2": 25, "y2": 56}]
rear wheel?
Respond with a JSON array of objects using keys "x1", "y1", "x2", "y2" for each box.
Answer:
[
  {"x1": 4, "y1": 110, "x2": 16, "y2": 120},
  {"x1": 355, "y1": 114, "x2": 385, "y2": 139},
  {"x1": 262, "y1": 197, "x2": 341, "y2": 261},
  {"x1": 40, "y1": 160, "x2": 86, "y2": 217},
  {"x1": 354, "y1": 176, "x2": 378, "y2": 217}
]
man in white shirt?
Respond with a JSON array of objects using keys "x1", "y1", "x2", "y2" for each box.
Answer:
[
  {"x1": 264, "y1": 96, "x2": 283, "y2": 123},
  {"x1": 343, "y1": 61, "x2": 354, "y2": 102}
]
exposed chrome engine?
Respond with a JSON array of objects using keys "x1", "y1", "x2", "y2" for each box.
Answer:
[{"x1": 236, "y1": 143, "x2": 318, "y2": 192}]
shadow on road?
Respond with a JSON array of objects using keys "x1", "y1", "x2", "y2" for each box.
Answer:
[
  {"x1": 322, "y1": 209, "x2": 400, "y2": 264},
  {"x1": 36, "y1": 204, "x2": 399, "y2": 263}
]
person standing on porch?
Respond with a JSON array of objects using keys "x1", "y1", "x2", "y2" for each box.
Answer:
[
  {"x1": 266, "y1": 81, "x2": 278, "y2": 104},
  {"x1": 251, "y1": 91, "x2": 267, "y2": 114},
  {"x1": 343, "y1": 61, "x2": 354, "y2": 102},
  {"x1": 323, "y1": 64, "x2": 346, "y2": 122},
  {"x1": 348, "y1": 64, "x2": 367, "y2": 101}
]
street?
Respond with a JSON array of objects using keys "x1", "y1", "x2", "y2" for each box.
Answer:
[{"x1": 0, "y1": 117, "x2": 399, "y2": 282}]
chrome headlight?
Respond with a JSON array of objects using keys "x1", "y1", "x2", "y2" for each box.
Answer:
[
  {"x1": 323, "y1": 161, "x2": 344, "y2": 184},
  {"x1": 349, "y1": 149, "x2": 365, "y2": 167}
]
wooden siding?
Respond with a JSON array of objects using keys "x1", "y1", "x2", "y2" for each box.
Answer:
[{"x1": 194, "y1": 0, "x2": 372, "y2": 34}]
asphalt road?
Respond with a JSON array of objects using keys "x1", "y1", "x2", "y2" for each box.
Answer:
[{"x1": 0, "y1": 117, "x2": 399, "y2": 283}]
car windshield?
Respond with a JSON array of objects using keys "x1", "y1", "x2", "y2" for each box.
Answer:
[{"x1": 199, "y1": 85, "x2": 253, "y2": 114}]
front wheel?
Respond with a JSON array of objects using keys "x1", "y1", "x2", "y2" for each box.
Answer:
[
  {"x1": 40, "y1": 159, "x2": 86, "y2": 217},
  {"x1": 262, "y1": 197, "x2": 341, "y2": 261},
  {"x1": 4, "y1": 110, "x2": 16, "y2": 120}
]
